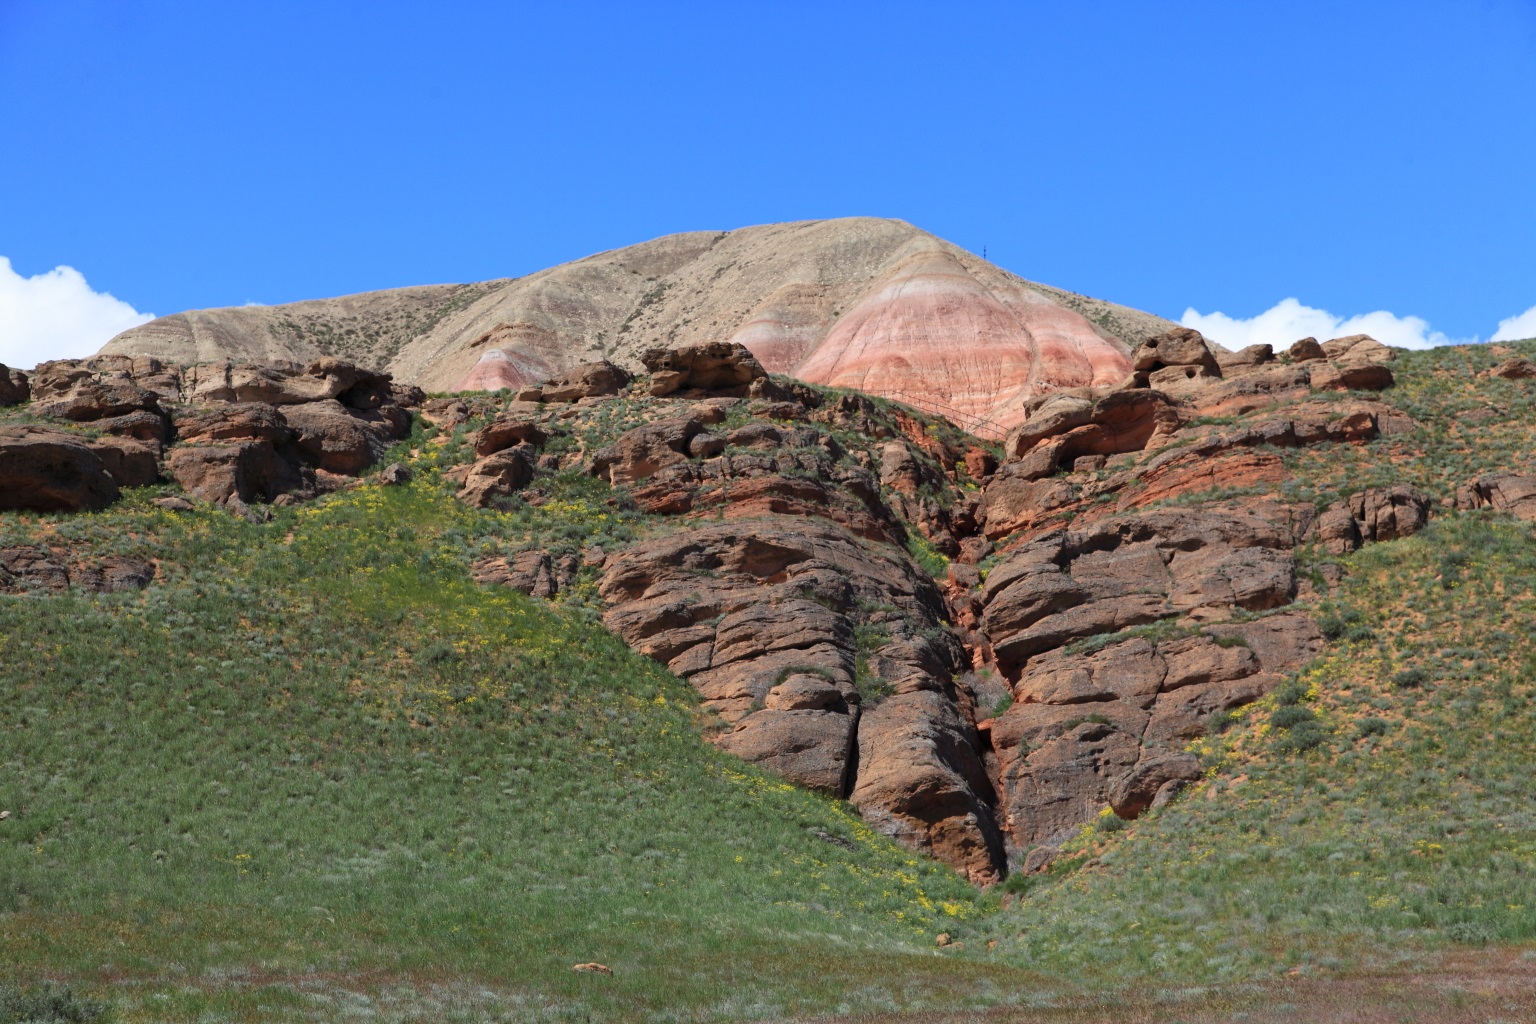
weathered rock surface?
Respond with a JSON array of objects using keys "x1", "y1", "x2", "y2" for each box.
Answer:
[
  {"x1": 8, "y1": 357, "x2": 414, "y2": 511},
  {"x1": 472, "y1": 549, "x2": 578, "y2": 598},
  {"x1": 597, "y1": 518, "x2": 1004, "y2": 883},
  {"x1": 987, "y1": 612, "x2": 1322, "y2": 845},
  {"x1": 1488, "y1": 357, "x2": 1536, "y2": 380},
  {"x1": 1457, "y1": 474, "x2": 1536, "y2": 521},
  {"x1": 515, "y1": 360, "x2": 633, "y2": 403},
  {"x1": 979, "y1": 509, "x2": 1299, "y2": 672},
  {"x1": 0, "y1": 365, "x2": 29, "y2": 406},
  {"x1": 642, "y1": 342, "x2": 766, "y2": 397},
  {"x1": 0, "y1": 546, "x2": 153, "y2": 594},
  {"x1": 1313, "y1": 486, "x2": 1431, "y2": 554},
  {"x1": 0, "y1": 426, "x2": 122, "y2": 512}
]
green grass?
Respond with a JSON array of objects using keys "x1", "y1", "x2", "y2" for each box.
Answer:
[{"x1": 0, "y1": 483, "x2": 1014, "y2": 1022}]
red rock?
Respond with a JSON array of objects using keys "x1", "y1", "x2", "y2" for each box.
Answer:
[
  {"x1": 472, "y1": 549, "x2": 577, "y2": 598},
  {"x1": 89, "y1": 437, "x2": 159, "y2": 488},
  {"x1": 1488, "y1": 357, "x2": 1536, "y2": 380},
  {"x1": 0, "y1": 425, "x2": 120, "y2": 512}
]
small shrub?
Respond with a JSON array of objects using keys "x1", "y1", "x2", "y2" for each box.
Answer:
[
  {"x1": 1355, "y1": 717, "x2": 1389, "y2": 738},
  {"x1": 0, "y1": 982, "x2": 110, "y2": 1024},
  {"x1": 1271, "y1": 679, "x2": 1308, "y2": 706},
  {"x1": 1446, "y1": 920, "x2": 1494, "y2": 946},
  {"x1": 1317, "y1": 607, "x2": 1375, "y2": 642},
  {"x1": 1274, "y1": 722, "x2": 1326, "y2": 753},
  {"x1": 1391, "y1": 667, "x2": 1429, "y2": 689},
  {"x1": 1269, "y1": 704, "x2": 1317, "y2": 731},
  {"x1": 1205, "y1": 708, "x2": 1239, "y2": 734},
  {"x1": 990, "y1": 691, "x2": 1014, "y2": 717}
]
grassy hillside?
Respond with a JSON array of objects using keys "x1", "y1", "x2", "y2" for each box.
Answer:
[
  {"x1": 5, "y1": 341, "x2": 1536, "y2": 1021},
  {"x1": 0, "y1": 479, "x2": 1020, "y2": 1022}
]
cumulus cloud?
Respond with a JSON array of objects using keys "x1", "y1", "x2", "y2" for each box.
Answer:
[
  {"x1": 0, "y1": 257, "x2": 154, "y2": 370},
  {"x1": 1491, "y1": 304, "x2": 1536, "y2": 343},
  {"x1": 1180, "y1": 297, "x2": 1462, "y2": 352}
]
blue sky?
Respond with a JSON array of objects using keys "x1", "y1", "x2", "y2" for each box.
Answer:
[{"x1": 2, "y1": 0, "x2": 1534, "y2": 366}]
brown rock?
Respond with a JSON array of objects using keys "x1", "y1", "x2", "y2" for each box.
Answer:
[
  {"x1": 1131, "y1": 327, "x2": 1221, "y2": 376},
  {"x1": 471, "y1": 549, "x2": 577, "y2": 599},
  {"x1": 457, "y1": 447, "x2": 535, "y2": 507},
  {"x1": 534, "y1": 360, "x2": 632, "y2": 402},
  {"x1": 1288, "y1": 337, "x2": 1327, "y2": 362},
  {"x1": 1108, "y1": 752, "x2": 1203, "y2": 818},
  {"x1": 851, "y1": 689, "x2": 1006, "y2": 885},
  {"x1": 88, "y1": 437, "x2": 159, "y2": 488},
  {"x1": 472, "y1": 416, "x2": 550, "y2": 457},
  {"x1": 642, "y1": 342, "x2": 767, "y2": 396},
  {"x1": 1461, "y1": 474, "x2": 1536, "y2": 520},
  {"x1": 1004, "y1": 388, "x2": 1182, "y2": 464},
  {"x1": 718, "y1": 708, "x2": 857, "y2": 794},
  {"x1": 166, "y1": 442, "x2": 299, "y2": 504},
  {"x1": 1321, "y1": 334, "x2": 1394, "y2": 363},
  {"x1": 1216, "y1": 343, "x2": 1275, "y2": 369},
  {"x1": 0, "y1": 425, "x2": 120, "y2": 512},
  {"x1": 175, "y1": 403, "x2": 292, "y2": 445},
  {"x1": 281, "y1": 399, "x2": 408, "y2": 475},
  {"x1": 0, "y1": 546, "x2": 70, "y2": 591},
  {"x1": 1309, "y1": 358, "x2": 1394, "y2": 392},
  {"x1": 68, "y1": 556, "x2": 155, "y2": 593},
  {"x1": 0, "y1": 364, "x2": 28, "y2": 406},
  {"x1": 1489, "y1": 357, "x2": 1536, "y2": 380},
  {"x1": 378, "y1": 462, "x2": 412, "y2": 485}
]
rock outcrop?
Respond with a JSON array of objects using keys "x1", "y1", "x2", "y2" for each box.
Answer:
[
  {"x1": 0, "y1": 545, "x2": 153, "y2": 594},
  {"x1": 597, "y1": 519, "x2": 1005, "y2": 884},
  {"x1": 2, "y1": 355, "x2": 415, "y2": 513},
  {"x1": 0, "y1": 365, "x2": 29, "y2": 406}
]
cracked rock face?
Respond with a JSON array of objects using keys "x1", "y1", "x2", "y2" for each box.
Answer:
[{"x1": 597, "y1": 519, "x2": 1005, "y2": 884}]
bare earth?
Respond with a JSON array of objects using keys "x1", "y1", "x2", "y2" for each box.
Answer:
[{"x1": 100, "y1": 218, "x2": 1175, "y2": 437}]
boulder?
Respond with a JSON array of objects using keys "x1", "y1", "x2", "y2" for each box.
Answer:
[
  {"x1": 1003, "y1": 388, "x2": 1182, "y2": 464},
  {"x1": 471, "y1": 549, "x2": 577, "y2": 598},
  {"x1": 1309, "y1": 358, "x2": 1395, "y2": 392},
  {"x1": 1107, "y1": 751, "x2": 1203, "y2": 818},
  {"x1": 1321, "y1": 334, "x2": 1394, "y2": 364},
  {"x1": 1288, "y1": 337, "x2": 1327, "y2": 362},
  {"x1": 472, "y1": 416, "x2": 550, "y2": 457},
  {"x1": 88, "y1": 437, "x2": 159, "y2": 488},
  {"x1": 176, "y1": 403, "x2": 292, "y2": 446},
  {"x1": 641, "y1": 342, "x2": 767, "y2": 397},
  {"x1": 718, "y1": 708, "x2": 857, "y2": 795},
  {"x1": 1489, "y1": 357, "x2": 1536, "y2": 380},
  {"x1": 166, "y1": 442, "x2": 299, "y2": 504},
  {"x1": 1131, "y1": 327, "x2": 1221, "y2": 376},
  {"x1": 590, "y1": 413, "x2": 720, "y2": 485},
  {"x1": 0, "y1": 364, "x2": 28, "y2": 406},
  {"x1": 523, "y1": 360, "x2": 633, "y2": 402},
  {"x1": 0, "y1": 425, "x2": 121, "y2": 512},
  {"x1": 281, "y1": 399, "x2": 405, "y2": 475},
  {"x1": 1458, "y1": 474, "x2": 1536, "y2": 521},
  {"x1": 30, "y1": 368, "x2": 161, "y2": 422},
  {"x1": 1216, "y1": 343, "x2": 1275, "y2": 370},
  {"x1": 458, "y1": 447, "x2": 537, "y2": 508}
]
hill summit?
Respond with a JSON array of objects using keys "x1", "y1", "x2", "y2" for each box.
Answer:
[{"x1": 100, "y1": 218, "x2": 1174, "y2": 438}]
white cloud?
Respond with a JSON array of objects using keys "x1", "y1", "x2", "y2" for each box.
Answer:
[
  {"x1": 1491, "y1": 304, "x2": 1536, "y2": 342},
  {"x1": 1180, "y1": 297, "x2": 1461, "y2": 352},
  {"x1": 0, "y1": 257, "x2": 154, "y2": 371}
]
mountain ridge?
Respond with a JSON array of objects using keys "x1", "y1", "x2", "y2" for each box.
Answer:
[{"x1": 101, "y1": 218, "x2": 1176, "y2": 438}]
